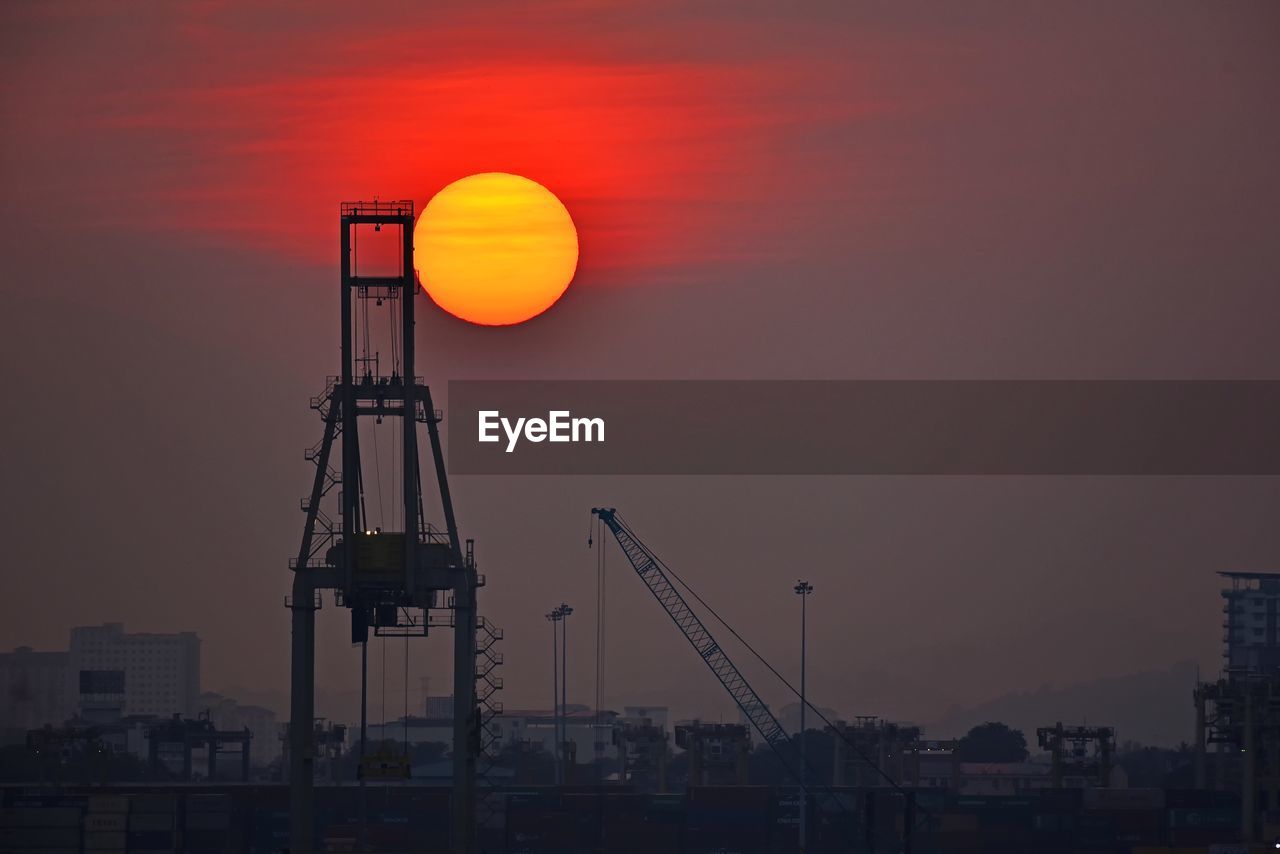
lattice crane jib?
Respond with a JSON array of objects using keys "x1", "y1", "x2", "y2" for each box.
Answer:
[{"x1": 590, "y1": 508, "x2": 788, "y2": 750}]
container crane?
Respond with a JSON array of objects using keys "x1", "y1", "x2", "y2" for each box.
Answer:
[{"x1": 589, "y1": 508, "x2": 789, "y2": 752}]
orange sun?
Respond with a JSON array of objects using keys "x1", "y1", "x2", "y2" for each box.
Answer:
[{"x1": 414, "y1": 173, "x2": 579, "y2": 326}]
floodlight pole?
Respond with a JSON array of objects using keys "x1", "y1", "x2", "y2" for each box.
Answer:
[
  {"x1": 560, "y1": 603, "x2": 573, "y2": 781},
  {"x1": 548, "y1": 609, "x2": 562, "y2": 783},
  {"x1": 794, "y1": 580, "x2": 814, "y2": 852}
]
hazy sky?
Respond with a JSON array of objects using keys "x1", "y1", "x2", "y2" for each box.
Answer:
[{"x1": 3, "y1": 1, "x2": 1279, "y2": 738}]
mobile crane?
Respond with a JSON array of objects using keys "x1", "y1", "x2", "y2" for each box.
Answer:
[
  {"x1": 592, "y1": 508, "x2": 931, "y2": 853},
  {"x1": 589, "y1": 508, "x2": 789, "y2": 753}
]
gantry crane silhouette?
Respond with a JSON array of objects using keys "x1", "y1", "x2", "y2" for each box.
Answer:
[{"x1": 289, "y1": 201, "x2": 492, "y2": 854}]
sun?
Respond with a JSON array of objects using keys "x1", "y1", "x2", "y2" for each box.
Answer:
[{"x1": 414, "y1": 173, "x2": 579, "y2": 326}]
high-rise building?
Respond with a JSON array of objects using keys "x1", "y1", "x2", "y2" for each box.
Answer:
[
  {"x1": 0, "y1": 646, "x2": 73, "y2": 736},
  {"x1": 69, "y1": 623, "x2": 200, "y2": 718},
  {"x1": 1221, "y1": 571, "x2": 1280, "y2": 677}
]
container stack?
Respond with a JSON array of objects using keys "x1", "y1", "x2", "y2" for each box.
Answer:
[
  {"x1": 127, "y1": 793, "x2": 177, "y2": 854},
  {"x1": 0, "y1": 800, "x2": 82, "y2": 854},
  {"x1": 84, "y1": 794, "x2": 129, "y2": 853},
  {"x1": 685, "y1": 786, "x2": 775, "y2": 854},
  {"x1": 185, "y1": 793, "x2": 235, "y2": 853}
]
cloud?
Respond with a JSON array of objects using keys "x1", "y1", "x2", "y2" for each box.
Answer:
[{"x1": 3, "y1": 2, "x2": 880, "y2": 279}]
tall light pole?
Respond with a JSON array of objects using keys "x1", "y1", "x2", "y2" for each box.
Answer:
[
  {"x1": 547, "y1": 609, "x2": 562, "y2": 784},
  {"x1": 794, "y1": 580, "x2": 814, "y2": 852},
  {"x1": 559, "y1": 603, "x2": 574, "y2": 781}
]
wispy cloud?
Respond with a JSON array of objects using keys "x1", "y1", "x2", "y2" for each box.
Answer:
[{"x1": 3, "y1": 2, "x2": 880, "y2": 277}]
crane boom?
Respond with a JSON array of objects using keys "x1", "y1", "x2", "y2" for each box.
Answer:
[{"x1": 591, "y1": 508, "x2": 788, "y2": 749}]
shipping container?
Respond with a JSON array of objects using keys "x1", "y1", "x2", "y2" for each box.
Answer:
[
  {"x1": 88, "y1": 795, "x2": 130, "y2": 814},
  {"x1": 83, "y1": 829, "x2": 127, "y2": 849}
]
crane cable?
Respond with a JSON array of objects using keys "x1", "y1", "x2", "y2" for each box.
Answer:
[
  {"x1": 350, "y1": 226, "x2": 369, "y2": 530},
  {"x1": 365, "y1": 295, "x2": 385, "y2": 527},
  {"x1": 403, "y1": 631, "x2": 410, "y2": 758},
  {"x1": 381, "y1": 633, "x2": 387, "y2": 748},
  {"x1": 389, "y1": 234, "x2": 401, "y2": 378},
  {"x1": 387, "y1": 287, "x2": 399, "y2": 531},
  {"x1": 612, "y1": 510, "x2": 938, "y2": 833}
]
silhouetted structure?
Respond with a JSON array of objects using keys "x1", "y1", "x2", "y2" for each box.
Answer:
[
  {"x1": 831, "y1": 717, "x2": 922, "y2": 787},
  {"x1": 1193, "y1": 570, "x2": 1280, "y2": 843},
  {"x1": 1220, "y1": 571, "x2": 1280, "y2": 677},
  {"x1": 615, "y1": 717, "x2": 669, "y2": 791},
  {"x1": 146, "y1": 712, "x2": 251, "y2": 781},
  {"x1": 288, "y1": 201, "x2": 496, "y2": 854},
  {"x1": 676, "y1": 721, "x2": 750, "y2": 786},
  {"x1": 590, "y1": 510, "x2": 790, "y2": 760},
  {"x1": 1035, "y1": 722, "x2": 1114, "y2": 789}
]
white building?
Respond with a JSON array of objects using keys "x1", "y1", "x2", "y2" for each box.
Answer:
[
  {"x1": 365, "y1": 716, "x2": 451, "y2": 747},
  {"x1": 69, "y1": 623, "x2": 200, "y2": 718},
  {"x1": 496, "y1": 708, "x2": 619, "y2": 764}
]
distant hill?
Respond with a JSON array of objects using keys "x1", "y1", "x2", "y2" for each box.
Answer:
[
  {"x1": 923, "y1": 661, "x2": 1198, "y2": 747},
  {"x1": 219, "y1": 661, "x2": 1202, "y2": 746}
]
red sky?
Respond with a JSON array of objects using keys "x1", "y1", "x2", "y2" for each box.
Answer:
[
  {"x1": 3, "y1": 1, "x2": 1280, "y2": 740},
  {"x1": 6, "y1": 2, "x2": 889, "y2": 277},
  {"x1": 8, "y1": 2, "x2": 1275, "y2": 285}
]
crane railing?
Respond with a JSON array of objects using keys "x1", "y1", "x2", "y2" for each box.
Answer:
[{"x1": 591, "y1": 508, "x2": 787, "y2": 749}]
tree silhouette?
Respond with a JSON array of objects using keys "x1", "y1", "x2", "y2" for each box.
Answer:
[{"x1": 955, "y1": 722, "x2": 1028, "y2": 762}]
